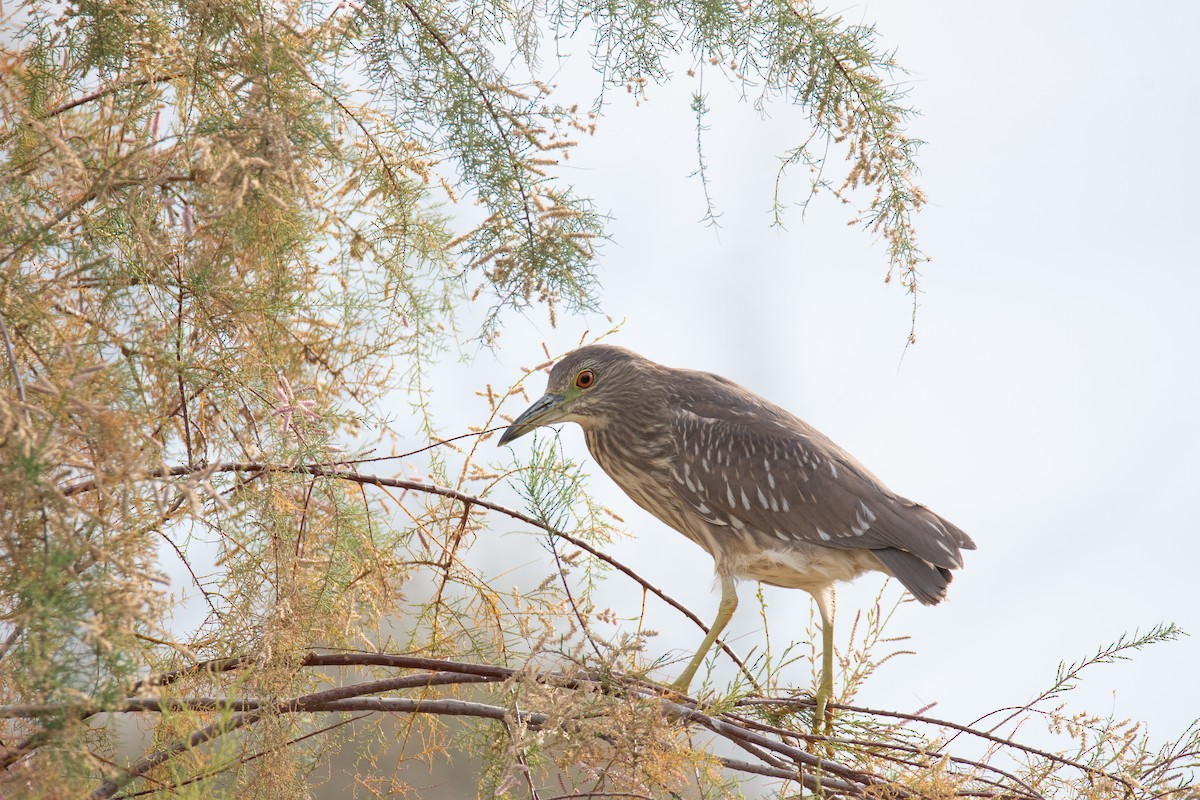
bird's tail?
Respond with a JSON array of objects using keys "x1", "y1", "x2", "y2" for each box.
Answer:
[{"x1": 872, "y1": 548, "x2": 953, "y2": 606}]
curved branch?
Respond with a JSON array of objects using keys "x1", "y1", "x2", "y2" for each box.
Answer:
[{"x1": 60, "y1": 461, "x2": 759, "y2": 683}]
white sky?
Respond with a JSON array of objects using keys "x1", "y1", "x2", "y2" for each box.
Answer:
[{"x1": 429, "y1": 0, "x2": 1200, "y2": 745}]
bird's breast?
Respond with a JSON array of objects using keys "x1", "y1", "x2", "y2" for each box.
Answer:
[{"x1": 583, "y1": 426, "x2": 702, "y2": 546}]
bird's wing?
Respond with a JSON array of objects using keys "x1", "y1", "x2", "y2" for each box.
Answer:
[{"x1": 668, "y1": 403, "x2": 974, "y2": 571}]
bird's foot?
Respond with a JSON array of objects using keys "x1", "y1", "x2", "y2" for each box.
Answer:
[
  {"x1": 630, "y1": 670, "x2": 695, "y2": 701},
  {"x1": 638, "y1": 676, "x2": 696, "y2": 725},
  {"x1": 639, "y1": 670, "x2": 694, "y2": 699},
  {"x1": 812, "y1": 696, "x2": 834, "y2": 734},
  {"x1": 808, "y1": 690, "x2": 835, "y2": 755}
]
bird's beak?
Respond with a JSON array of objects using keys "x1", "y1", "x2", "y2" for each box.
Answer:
[{"x1": 498, "y1": 392, "x2": 568, "y2": 446}]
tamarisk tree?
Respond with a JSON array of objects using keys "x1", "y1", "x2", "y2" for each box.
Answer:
[{"x1": 1, "y1": 1, "x2": 1195, "y2": 798}]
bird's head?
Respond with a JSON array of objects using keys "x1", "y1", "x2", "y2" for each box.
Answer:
[{"x1": 498, "y1": 345, "x2": 651, "y2": 445}]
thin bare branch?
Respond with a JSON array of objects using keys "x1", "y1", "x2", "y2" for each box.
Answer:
[{"x1": 59, "y1": 460, "x2": 757, "y2": 679}]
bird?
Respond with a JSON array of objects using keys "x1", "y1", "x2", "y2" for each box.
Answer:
[{"x1": 498, "y1": 344, "x2": 975, "y2": 724}]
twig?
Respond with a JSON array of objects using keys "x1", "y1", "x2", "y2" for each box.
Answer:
[
  {"x1": 549, "y1": 530, "x2": 605, "y2": 663},
  {"x1": 394, "y1": 0, "x2": 542, "y2": 277},
  {"x1": 0, "y1": 312, "x2": 28, "y2": 415},
  {"x1": 723, "y1": 710, "x2": 1041, "y2": 799},
  {"x1": 174, "y1": 256, "x2": 194, "y2": 467},
  {"x1": 87, "y1": 707, "x2": 265, "y2": 799},
  {"x1": 0, "y1": 625, "x2": 22, "y2": 662},
  {"x1": 131, "y1": 655, "x2": 251, "y2": 693},
  {"x1": 118, "y1": 712, "x2": 372, "y2": 798},
  {"x1": 739, "y1": 695, "x2": 1135, "y2": 793},
  {"x1": 43, "y1": 73, "x2": 185, "y2": 118}
]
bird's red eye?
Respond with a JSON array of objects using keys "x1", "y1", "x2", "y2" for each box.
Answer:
[{"x1": 575, "y1": 369, "x2": 595, "y2": 389}]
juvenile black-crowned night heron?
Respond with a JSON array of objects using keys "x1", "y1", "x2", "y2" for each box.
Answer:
[{"x1": 499, "y1": 345, "x2": 974, "y2": 721}]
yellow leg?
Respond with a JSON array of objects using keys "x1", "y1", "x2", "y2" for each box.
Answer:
[
  {"x1": 813, "y1": 587, "x2": 835, "y2": 734},
  {"x1": 671, "y1": 576, "x2": 738, "y2": 693}
]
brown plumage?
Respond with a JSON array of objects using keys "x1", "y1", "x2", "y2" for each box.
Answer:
[{"x1": 500, "y1": 344, "x2": 975, "y2": 720}]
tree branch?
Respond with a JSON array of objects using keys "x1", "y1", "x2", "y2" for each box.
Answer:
[
  {"x1": 59, "y1": 460, "x2": 759, "y2": 683},
  {"x1": 0, "y1": 648, "x2": 1143, "y2": 799}
]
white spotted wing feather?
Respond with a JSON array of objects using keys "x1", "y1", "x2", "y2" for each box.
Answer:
[{"x1": 666, "y1": 374, "x2": 975, "y2": 605}]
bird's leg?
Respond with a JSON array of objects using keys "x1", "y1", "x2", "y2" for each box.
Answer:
[
  {"x1": 813, "y1": 587, "x2": 835, "y2": 735},
  {"x1": 671, "y1": 575, "x2": 737, "y2": 693}
]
